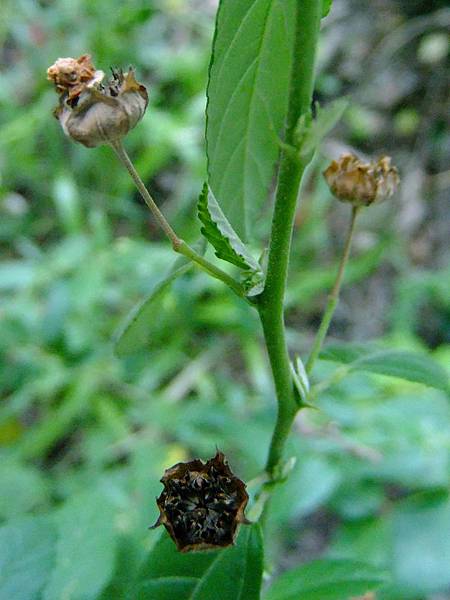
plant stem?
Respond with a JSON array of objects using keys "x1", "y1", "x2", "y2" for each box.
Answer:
[
  {"x1": 257, "y1": 0, "x2": 322, "y2": 477},
  {"x1": 110, "y1": 140, "x2": 245, "y2": 298},
  {"x1": 305, "y1": 205, "x2": 360, "y2": 374},
  {"x1": 110, "y1": 140, "x2": 181, "y2": 248},
  {"x1": 177, "y1": 240, "x2": 245, "y2": 298}
]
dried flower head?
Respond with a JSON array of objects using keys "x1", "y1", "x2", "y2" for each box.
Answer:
[
  {"x1": 152, "y1": 451, "x2": 249, "y2": 552},
  {"x1": 47, "y1": 55, "x2": 99, "y2": 100},
  {"x1": 323, "y1": 153, "x2": 399, "y2": 207},
  {"x1": 47, "y1": 55, "x2": 148, "y2": 147}
]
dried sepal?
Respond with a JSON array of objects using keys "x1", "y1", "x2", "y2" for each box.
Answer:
[
  {"x1": 323, "y1": 153, "x2": 399, "y2": 207},
  {"x1": 152, "y1": 451, "x2": 250, "y2": 552},
  {"x1": 47, "y1": 55, "x2": 148, "y2": 147}
]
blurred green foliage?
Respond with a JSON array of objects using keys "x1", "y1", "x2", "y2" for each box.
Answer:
[{"x1": 0, "y1": 0, "x2": 449, "y2": 599}]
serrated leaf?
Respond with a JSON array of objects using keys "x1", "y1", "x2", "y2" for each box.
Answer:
[
  {"x1": 206, "y1": 0, "x2": 297, "y2": 239},
  {"x1": 320, "y1": 343, "x2": 449, "y2": 391},
  {"x1": 132, "y1": 525, "x2": 263, "y2": 600},
  {"x1": 114, "y1": 263, "x2": 191, "y2": 357},
  {"x1": 43, "y1": 490, "x2": 117, "y2": 600},
  {"x1": 265, "y1": 559, "x2": 387, "y2": 600},
  {"x1": 296, "y1": 98, "x2": 348, "y2": 157},
  {"x1": 198, "y1": 184, "x2": 260, "y2": 272},
  {"x1": 0, "y1": 516, "x2": 56, "y2": 600},
  {"x1": 321, "y1": 0, "x2": 333, "y2": 17}
]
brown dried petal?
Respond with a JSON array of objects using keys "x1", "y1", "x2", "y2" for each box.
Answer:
[
  {"x1": 47, "y1": 55, "x2": 98, "y2": 100},
  {"x1": 323, "y1": 153, "x2": 399, "y2": 207},
  {"x1": 152, "y1": 451, "x2": 249, "y2": 552}
]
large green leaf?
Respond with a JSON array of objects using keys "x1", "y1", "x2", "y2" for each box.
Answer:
[
  {"x1": 198, "y1": 184, "x2": 260, "y2": 271},
  {"x1": 0, "y1": 516, "x2": 56, "y2": 600},
  {"x1": 320, "y1": 343, "x2": 449, "y2": 391},
  {"x1": 133, "y1": 525, "x2": 263, "y2": 600},
  {"x1": 43, "y1": 491, "x2": 117, "y2": 600},
  {"x1": 206, "y1": 0, "x2": 297, "y2": 239},
  {"x1": 265, "y1": 559, "x2": 387, "y2": 600}
]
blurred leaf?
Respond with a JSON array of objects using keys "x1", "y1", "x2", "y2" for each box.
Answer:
[
  {"x1": 52, "y1": 174, "x2": 84, "y2": 235},
  {"x1": 114, "y1": 263, "x2": 191, "y2": 357},
  {"x1": 320, "y1": 343, "x2": 449, "y2": 391},
  {"x1": 265, "y1": 559, "x2": 388, "y2": 600},
  {"x1": 296, "y1": 98, "x2": 348, "y2": 157},
  {"x1": 206, "y1": 0, "x2": 297, "y2": 238},
  {"x1": 321, "y1": 0, "x2": 333, "y2": 17},
  {"x1": 0, "y1": 461, "x2": 48, "y2": 519},
  {"x1": 198, "y1": 184, "x2": 260, "y2": 271},
  {"x1": 43, "y1": 490, "x2": 116, "y2": 600},
  {"x1": 133, "y1": 525, "x2": 263, "y2": 599},
  {"x1": 391, "y1": 492, "x2": 450, "y2": 596},
  {"x1": 269, "y1": 455, "x2": 341, "y2": 524},
  {"x1": 0, "y1": 516, "x2": 56, "y2": 600}
]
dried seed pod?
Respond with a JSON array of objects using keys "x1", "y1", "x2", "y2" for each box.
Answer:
[
  {"x1": 323, "y1": 153, "x2": 399, "y2": 207},
  {"x1": 152, "y1": 451, "x2": 249, "y2": 552},
  {"x1": 47, "y1": 55, "x2": 148, "y2": 147}
]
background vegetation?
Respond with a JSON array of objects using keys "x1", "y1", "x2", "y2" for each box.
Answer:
[{"x1": 0, "y1": 0, "x2": 449, "y2": 598}]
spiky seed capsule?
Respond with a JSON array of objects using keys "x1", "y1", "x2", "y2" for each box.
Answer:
[
  {"x1": 47, "y1": 55, "x2": 148, "y2": 147},
  {"x1": 323, "y1": 153, "x2": 399, "y2": 207},
  {"x1": 152, "y1": 451, "x2": 249, "y2": 552}
]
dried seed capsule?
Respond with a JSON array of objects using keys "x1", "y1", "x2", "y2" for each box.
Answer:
[
  {"x1": 323, "y1": 153, "x2": 399, "y2": 207},
  {"x1": 152, "y1": 451, "x2": 249, "y2": 552},
  {"x1": 47, "y1": 55, "x2": 148, "y2": 147}
]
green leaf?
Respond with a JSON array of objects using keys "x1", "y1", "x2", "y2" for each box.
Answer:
[
  {"x1": 114, "y1": 262, "x2": 191, "y2": 357},
  {"x1": 265, "y1": 559, "x2": 388, "y2": 600},
  {"x1": 321, "y1": 0, "x2": 333, "y2": 18},
  {"x1": 0, "y1": 516, "x2": 56, "y2": 600},
  {"x1": 206, "y1": 0, "x2": 297, "y2": 239},
  {"x1": 43, "y1": 490, "x2": 117, "y2": 600},
  {"x1": 296, "y1": 98, "x2": 348, "y2": 158},
  {"x1": 391, "y1": 492, "x2": 450, "y2": 595},
  {"x1": 0, "y1": 461, "x2": 48, "y2": 519},
  {"x1": 198, "y1": 184, "x2": 261, "y2": 272},
  {"x1": 114, "y1": 240, "x2": 207, "y2": 357},
  {"x1": 320, "y1": 343, "x2": 449, "y2": 391},
  {"x1": 133, "y1": 525, "x2": 263, "y2": 600},
  {"x1": 291, "y1": 355, "x2": 311, "y2": 407}
]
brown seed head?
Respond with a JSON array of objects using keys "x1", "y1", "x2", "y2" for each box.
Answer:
[
  {"x1": 152, "y1": 451, "x2": 249, "y2": 552},
  {"x1": 47, "y1": 55, "x2": 148, "y2": 147},
  {"x1": 323, "y1": 153, "x2": 399, "y2": 207}
]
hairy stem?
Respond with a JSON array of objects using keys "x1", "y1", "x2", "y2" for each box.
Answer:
[
  {"x1": 258, "y1": 0, "x2": 322, "y2": 477},
  {"x1": 306, "y1": 205, "x2": 360, "y2": 374},
  {"x1": 110, "y1": 140, "x2": 245, "y2": 298}
]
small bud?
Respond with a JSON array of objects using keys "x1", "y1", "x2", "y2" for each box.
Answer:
[
  {"x1": 323, "y1": 153, "x2": 399, "y2": 207},
  {"x1": 47, "y1": 55, "x2": 148, "y2": 147},
  {"x1": 152, "y1": 451, "x2": 249, "y2": 552}
]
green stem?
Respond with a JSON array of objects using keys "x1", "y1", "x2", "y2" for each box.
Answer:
[
  {"x1": 176, "y1": 240, "x2": 244, "y2": 298},
  {"x1": 305, "y1": 205, "x2": 360, "y2": 374},
  {"x1": 110, "y1": 140, "x2": 245, "y2": 298},
  {"x1": 110, "y1": 140, "x2": 181, "y2": 248},
  {"x1": 258, "y1": 0, "x2": 322, "y2": 477}
]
